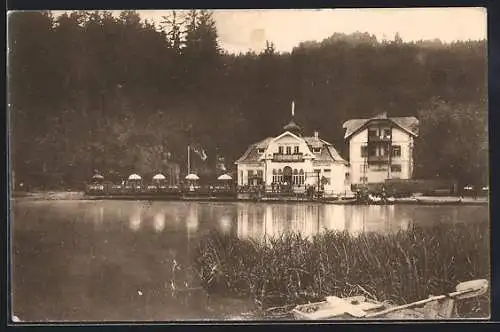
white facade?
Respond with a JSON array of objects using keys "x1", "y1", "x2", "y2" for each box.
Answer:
[
  {"x1": 343, "y1": 114, "x2": 419, "y2": 185},
  {"x1": 236, "y1": 130, "x2": 350, "y2": 195}
]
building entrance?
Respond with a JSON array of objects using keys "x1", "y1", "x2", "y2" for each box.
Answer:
[{"x1": 283, "y1": 166, "x2": 293, "y2": 185}]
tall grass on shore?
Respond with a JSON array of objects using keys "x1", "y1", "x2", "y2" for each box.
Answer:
[{"x1": 193, "y1": 222, "x2": 490, "y2": 318}]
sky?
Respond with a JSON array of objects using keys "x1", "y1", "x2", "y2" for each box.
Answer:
[{"x1": 54, "y1": 8, "x2": 487, "y2": 54}]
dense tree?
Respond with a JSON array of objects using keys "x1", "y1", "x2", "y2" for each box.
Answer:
[
  {"x1": 7, "y1": 10, "x2": 488, "y2": 189},
  {"x1": 161, "y1": 11, "x2": 184, "y2": 54},
  {"x1": 414, "y1": 98, "x2": 488, "y2": 186}
]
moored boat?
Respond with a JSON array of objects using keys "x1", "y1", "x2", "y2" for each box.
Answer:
[
  {"x1": 416, "y1": 196, "x2": 462, "y2": 205},
  {"x1": 394, "y1": 197, "x2": 419, "y2": 204},
  {"x1": 292, "y1": 279, "x2": 488, "y2": 320},
  {"x1": 324, "y1": 197, "x2": 358, "y2": 205}
]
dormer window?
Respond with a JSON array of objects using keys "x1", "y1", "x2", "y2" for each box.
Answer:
[
  {"x1": 313, "y1": 147, "x2": 321, "y2": 153},
  {"x1": 257, "y1": 148, "x2": 264, "y2": 153}
]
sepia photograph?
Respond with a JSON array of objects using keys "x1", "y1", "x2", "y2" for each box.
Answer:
[{"x1": 7, "y1": 7, "x2": 489, "y2": 323}]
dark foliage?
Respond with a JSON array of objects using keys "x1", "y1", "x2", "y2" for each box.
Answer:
[{"x1": 8, "y1": 11, "x2": 487, "y2": 189}]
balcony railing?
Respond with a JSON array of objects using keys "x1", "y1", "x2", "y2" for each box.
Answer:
[
  {"x1": 367, "y1": 155, "x2": 390, "y2": 163},
  {"x1": 368, "y1": 134, "x2": 392, "y2": 142},
  {"x1": 272, "y1": 153, "x2": 304, "y2": 162}
]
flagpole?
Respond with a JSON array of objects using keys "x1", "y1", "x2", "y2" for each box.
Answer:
[
  {"x1": 187, "y1": 124, "x2": 192, "y2": 175},
  {"x1": 187, "y1": 145, "x2": 191, "y2": 175}
]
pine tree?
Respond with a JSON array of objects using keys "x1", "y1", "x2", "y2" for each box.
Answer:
[{"x1": 161, "y1": 10, "x2": 184, "y2": 55}]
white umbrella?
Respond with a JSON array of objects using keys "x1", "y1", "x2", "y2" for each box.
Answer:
[
  {"x1": 217, "y1": 174, "x2": 232, "y2": 180},
  {"x1": 185, "y1": 173, "x2": 199, "y2": 180},
  {"x1": 152, "y1": 173, "x2": 166, "y2": 180},
  {"x1": 128, "y1": 173, "x2": 142, "y2": 180}
]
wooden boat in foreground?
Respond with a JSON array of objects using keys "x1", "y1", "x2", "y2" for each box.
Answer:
[{"x1": 292, "y1": 279, "x2": 488, "y2": 320}]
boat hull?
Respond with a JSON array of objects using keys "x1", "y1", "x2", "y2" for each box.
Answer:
[{"x1": 416, "y1": 198, "x2": 462, "y2": 205}]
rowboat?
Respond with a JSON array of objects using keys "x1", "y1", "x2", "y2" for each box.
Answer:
[
  {"x1": 416, "y1": 196, "x2": 462, "y2": 205},
  {"x1": 292, "y1": 279, "x2": 488, "y2": 320},
  {"x1": 394, "y1": 197, "x2": 419, "y2": 204},
  {"x1": 326, "y1": 198, "x2": 358, "y2": 205}
]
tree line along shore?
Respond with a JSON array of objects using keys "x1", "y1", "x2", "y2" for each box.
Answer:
[{"x1": 9, "y1": 10, "x2": 487, "y2": 192}]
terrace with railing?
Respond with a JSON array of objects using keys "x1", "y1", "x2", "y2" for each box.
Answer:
[
  {"x1": 368, "y1": 155, "x2": 390, "y2": 163},
  {"x1": 272, "y1": 153, "x2": 304, "y2": 162}
]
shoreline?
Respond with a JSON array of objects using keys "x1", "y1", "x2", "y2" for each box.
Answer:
[{"x1": 11, "y1": 191, "x2": 489, "y2": 206}]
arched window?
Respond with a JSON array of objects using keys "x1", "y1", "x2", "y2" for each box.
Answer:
[
  {"x1": 344, "y1": 172, "x2": 350, "y2": 185},
  {"x1": 293, "y1": 169, "x2": 299, "y2": 185},
  {"x1": 299, "y1": 169, "x2": 305, "y2": 185}
]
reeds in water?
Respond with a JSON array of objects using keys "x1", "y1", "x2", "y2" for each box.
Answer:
[{"x1": 193, "y1": 222, "x2": 490, "y2": 318}]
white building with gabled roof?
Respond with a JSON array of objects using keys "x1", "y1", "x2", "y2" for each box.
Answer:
[
  {"x1": 235, "y1": 114, "x2": 350, "y2": 195},
  {"x1": 342, "y1": 112, "x2": 419, "y2": 185}
]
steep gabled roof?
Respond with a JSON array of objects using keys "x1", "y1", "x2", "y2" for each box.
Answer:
[
  {"x1": 236, "y1": 133, "x2": 348, "y2": 165},
  {"x1": 342, "y1": 115, "x2": 419, "y2": 139},
  {"x1": 391, "y1": 117, "x2": 420, "y2": 136},
  {"x1": 325, "y1": 145, "x2": 348, "y2": 164},
  {"x1": 274, "y1": 131, "x2": 303, "y2": 142},
  {"x1": 303, "y1": 136, "x2": 347, "y2": 164},
  {"x1": 303, "y1": 136, "x2": 324, "y2": 148},
  {"x1": 235, "y1": 145, "x2": 255, "y2": 164},
  {"x1": 235, "y1": 137, "x2": 273, "y2": 164}
]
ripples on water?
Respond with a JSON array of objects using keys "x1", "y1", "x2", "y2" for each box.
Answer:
[{"x1": 11, "y1": 200, "x2": 489, "y2": 322}]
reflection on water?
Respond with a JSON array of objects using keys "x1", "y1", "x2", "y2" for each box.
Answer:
[
  {"x1": 235, "y1": 204, "x2": 413, "y2": 239},
  {"x1": 153, "y1": 211, "x2": 165, "y2": 233},
  {"x1": 129, "y1": 208, "x2": 142, "y2": 231},
  {"x1": 81, "y1": 200, "x2": 487, "y2": 241},
  {"x1": 63, "y1": 200, "x2": 484, "y2": 241},
  {"x1": 186, "y1": 204, "x2": 199, "y2": 235},
  {"x1": 218, "y1": 214, "x2": 232, "y2": 235},
  {"x1": 11, "y1": 199, "x2": 489, "y2": 321}
]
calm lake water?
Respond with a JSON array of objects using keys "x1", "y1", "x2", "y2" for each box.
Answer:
[{"x1": 11, "y1": 199, "x2": 489, "y2": 322}]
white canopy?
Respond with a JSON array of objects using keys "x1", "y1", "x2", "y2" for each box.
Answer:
[
  {"x1": 92, "y1": 174, "x2": 104, "y2": 179},
  {"x1": 185, "y1": 173, "x2": 200, "y2": 180},
  {"x1": 128, "y1": 173, "x2": 142, "y2": 180},
  {"x1": 217, "y1": 174, "x2": 232, "y2": 180},
  {"x1": 152, "y1": 173, "x2": 166, "y2": 180}
]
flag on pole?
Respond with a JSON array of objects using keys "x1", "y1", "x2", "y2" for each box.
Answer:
[
  {"x1": 191, "y1": 145, "x2": 208, "y2": 161},
  {"x1": 216, "y1": 155, "x2": 227, "y2": 171}
]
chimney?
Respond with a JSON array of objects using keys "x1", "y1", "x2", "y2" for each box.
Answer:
[{"x1": 314, "y1": 130, "x2": 319, "y2": 139}]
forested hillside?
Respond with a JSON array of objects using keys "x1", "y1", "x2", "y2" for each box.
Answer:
[{"x1": 8, "y1": 10, "x2": 488, "y2": 189}]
